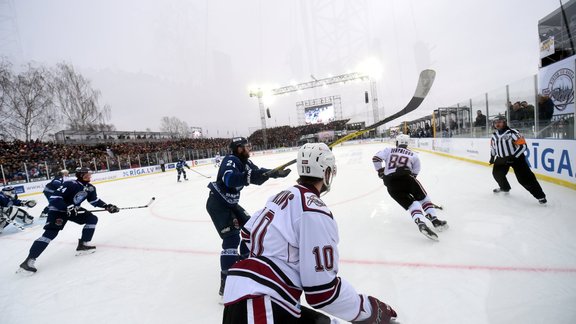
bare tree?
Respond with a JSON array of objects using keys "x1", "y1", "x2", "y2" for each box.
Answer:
[
  {"x1": 0, "y1": 63, "x2": 55, "y2": 141},
  {"x1": 52, "y1": 62, "x2": 111, "y2": 131},
  {"x1": 160, "y1": 116, "x2": 190, "y2": 138}
]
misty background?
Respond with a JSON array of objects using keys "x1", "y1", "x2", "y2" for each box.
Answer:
[{"x1": 1, "y1": 0, "x2": 559, "y2": 137}]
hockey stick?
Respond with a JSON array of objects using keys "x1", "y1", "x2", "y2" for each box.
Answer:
[
  {"x1": 89, "y1": 197, "x2": 156, "y2": 213},
  {"x1": 432, "y1": 203, "x2": 443, "y2": 210},
  {"x1": 189, "y1": 167, "x2": 211, "y2": 179},
  {"x1": 264, "y1": 69, "x2": 437, "y2": 175}
]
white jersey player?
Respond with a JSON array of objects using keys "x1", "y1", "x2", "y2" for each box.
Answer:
[
  {"x1": 372, "y1": 134, "x2": 448, "y2": 241},
  {"x1": 223, "y1": 143, "x2": 398, "y2": 324},
  {"x1": 214, "y1": 153, "x2": 222, "y2": 167}
]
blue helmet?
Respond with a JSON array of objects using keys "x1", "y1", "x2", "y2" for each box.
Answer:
[{"x1": 2, "y1": 186, "x2": 15, "y2": 198}]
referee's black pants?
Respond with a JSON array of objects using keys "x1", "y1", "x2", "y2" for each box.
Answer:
[{"x1": 492, "y1": 157, "x2": 546, "y2": 199}]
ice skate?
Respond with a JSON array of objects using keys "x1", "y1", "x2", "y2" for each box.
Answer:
[
  {"x1": 538, "y1": 198, "x2": 547, "y2": 205},
  {"x1": 76, "y1": 239, "x2": 96, "y2": 256},
  {"x1": 416, "y1": 220, "x2": 438, "y2": 241},
  {"x1": 493, "y1": 188, "x2": 510, "y2": 194},
  {"x1": 17, "y1": 257, "x2": 37, "y2": 274},
  {"x1": 425, "y1": 214, "x2": 449, "y2": 232}
]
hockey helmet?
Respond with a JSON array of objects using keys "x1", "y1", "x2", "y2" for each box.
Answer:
[
  {"x1": 229, "y1": 137, "x2": 250, "y2": 151},
  {"x1": 297, "y1": 143, "x2": 337, "y2": 192},
  {"x1": 60, "y1": 169, "x2": 70, "y2": 177},
  {"x1": 494, "y1": 115, "x2": 507, "y2": 123},
  {"x1": 396, "y1": 134, "x2": 410, "y2": 147},
  {"x1": 2, "y1": 186, "x2": 15, "y2": 198},
  {"x1": 75, "y1": 167, "x2": 92, "y2": 179}
]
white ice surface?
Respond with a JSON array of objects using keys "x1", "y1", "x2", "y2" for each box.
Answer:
[{"x1": 1, "y1": 143, "x2": 575, "y2": 324}]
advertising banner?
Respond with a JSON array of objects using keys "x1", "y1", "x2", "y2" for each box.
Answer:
[{"x1": 538, "y1": 56, "x2": 575, "y2": 115}]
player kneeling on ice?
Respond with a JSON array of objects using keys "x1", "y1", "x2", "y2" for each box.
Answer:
[
  {"x1": 372, "y1": 134, "x2": 448, "y2": 241},
  {"x1": 0, "y1": 186, "x2": 36, "y2": 233},
  {"x1": 222, "y1": 143, "x2": 398, "y2": 324},
  {"x1": 18, "y1": 167, "x2": 119, "y2": 273}
]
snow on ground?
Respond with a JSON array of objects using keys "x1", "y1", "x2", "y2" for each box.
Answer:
[{"x1": 1, "y1": 142, "x2": 575, "y2": 324}]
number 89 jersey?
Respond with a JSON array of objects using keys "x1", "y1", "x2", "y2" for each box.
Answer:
[
  {"x1": 372, "y1": 146, "x2": 421, "y2": 177},
  {"x1": 224, "y1": 184, "x2": 366, "y2": 321}
]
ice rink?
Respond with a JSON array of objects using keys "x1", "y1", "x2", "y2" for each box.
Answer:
[{"x1": 1, "y1": 142, "x2": 575, "y2": 324}]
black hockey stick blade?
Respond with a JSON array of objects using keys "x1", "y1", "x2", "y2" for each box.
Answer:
[
  {"x1": 432, "y1": 203, "x2": 443, "y2": 210},
  {"x1": 265, "y1": 69, "x2": 436, "y2": 174}
]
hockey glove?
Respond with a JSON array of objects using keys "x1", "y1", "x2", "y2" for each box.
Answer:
[
  {"x1": 489, "y1": 156, "x2": 495, "y2": 165},
  {"x1": 268, "y1": 168, "x2": 291, "y2": 178},
  {"x1": 24, "y1": 200, "x2": 37, "y2": 208},
  {"x1": 104, "y1": 204, "x2": 120, "y2": 213},
  {"x1": 248, "y1": 169, "x2": 269, "y2": 185},
  {"x1": 352, "y1": 296, "x2": 398, "y2": 324},
  {"x1": 377, "y1": 168, "x2": 385, "y2": 179}
]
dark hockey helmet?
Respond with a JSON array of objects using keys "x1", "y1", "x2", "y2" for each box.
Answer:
[
  {"x1": 229, "y1": 137, "x2": 249, "y2": 152},
  {"x1": 493, "y1": 114, "x2": 507, "y2": 128},
  {"x1": 75, "y1": 167, "x2": 92, "y2": 179},
  {"x1": 2, "y1": 186, "x2": 15, "y2": 198},
  {"x1": 494, "y1": 114, "x2": 507, "y2": 122}
]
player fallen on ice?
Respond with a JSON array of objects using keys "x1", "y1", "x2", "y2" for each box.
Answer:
[
  {"x1": 223, "y1": 143, "x2": 398, "y2": 324},
  {"x1": 176, "y1": 158, "x2": 191, "y2": 182},
  {"x1": 489, "y1": 115, "x2": 547, "y2": 204},
  {"x1": 0, "y1": 186, "x2": 36, "y2": 234},
  {"x1": 40, "y1": 169, "x2": 69, "y2": 218},
  {"x1": 372, "y1": 134, "x2": 448, "y2": 241},
  {"x1": 206, "y1": 137, "x2": 291, "y2": 297},
  {"x1": 18, "y1": 167, "x2": 119, "y2": 273}
]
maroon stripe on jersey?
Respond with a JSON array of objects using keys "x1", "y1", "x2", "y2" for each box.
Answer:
[
  {"x1": 251, "y1": 296, "x2": 268, "y2": 324},
  {"x1": 295, "y1": 185, "x2": 333, "y2": 219},
  {"x1": 304, "y1": 277, "x2": 342, "y2": 308},
  {"x1": 230, "y1": 258, "x2": 302, "y2": 302},
  {"x1": 372, "y1": 156, "x2": 383, "y2": 162}
]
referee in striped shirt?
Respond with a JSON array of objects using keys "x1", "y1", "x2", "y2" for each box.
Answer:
[{"x1": 489, "y1": 115, "x2": 547, "y2": 204}]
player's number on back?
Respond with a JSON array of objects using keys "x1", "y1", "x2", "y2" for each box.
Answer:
[
  {"x1": 312, "y1": 246, "x2": 334, "y2": 271},
  {"x1": 387, "y1": 154, "x2": 408, "y2": 169}
]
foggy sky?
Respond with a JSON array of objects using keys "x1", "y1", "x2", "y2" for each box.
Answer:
[{"x1": 7, "y1": 0, "x2": 559, "y2": 137}]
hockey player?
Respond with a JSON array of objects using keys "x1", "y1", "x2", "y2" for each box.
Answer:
[
  {"x1": 206, "y1": 137, "x2": 291, "y2": 297},
  {"x1": 0, "y1": 186, "x2": 36, "y2": 234},
  {"x1": 175, "y1": 159, "x2": 190, "y2": 182},
  {"x1": 489, "y1": 115, "x2": 547, "y2": 203},
  {"x1": 372, "y1": 134, "x2": 448, "y2": 241},
  {"x1": 223, "y1": 143, "x2": 398, "y2": 324},
  {"x1": 40, "y1": 169, "x2": 69, "y2": 218},
  {"x1": 214, "y1": 153, "x2": 222, "y2": 168},
  {"x1": 18, "y1": 167, "x2": 119, "y2": 273}
]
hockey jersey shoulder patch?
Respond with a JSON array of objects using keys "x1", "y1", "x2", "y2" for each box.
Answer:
[{"x1": 296, "y1": 186, "x2": 332, "y2": 218}]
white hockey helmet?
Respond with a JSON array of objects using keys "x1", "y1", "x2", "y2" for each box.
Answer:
[
  {"x1": 396, "y1": 134, "x2": 410, "y2": 147},
  {"x1": 297, "y1": 143, "x2": 336, "y2": 192}
]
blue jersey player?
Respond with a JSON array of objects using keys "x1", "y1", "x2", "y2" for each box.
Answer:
[
  {"x1": 0, "y1": 186, "x2": 36, "y2": 233},
  {"x1": 18, "y1": 167, "x2": 120, "y2": 273},
  {"x1": 40, "y1": 169, "x2": 69, "y2": 218},
  {"x1": 176, "y1": 159, "x2": 190, "y2": 182},
  {"x1": 206, "y1": 137, "x2": 291, "y2": 296}
]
